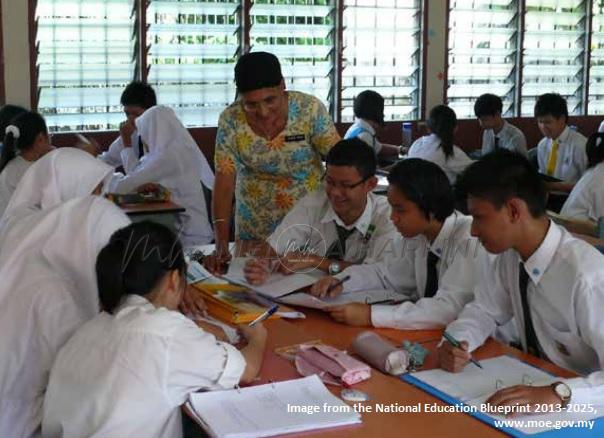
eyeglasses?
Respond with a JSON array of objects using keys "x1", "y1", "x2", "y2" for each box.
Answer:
[
  {"x1": 322, "y1": 173, "x2": 369, "y2": 191},
  {"x1": 241, "y1": 95, "x2": 281, "y2": 113}
]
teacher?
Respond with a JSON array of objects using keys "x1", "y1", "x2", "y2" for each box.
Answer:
[{"x1": 212, "y1": 52, "x2": 340, "y2": 258}]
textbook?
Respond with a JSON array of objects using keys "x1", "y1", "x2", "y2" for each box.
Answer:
[
  {"x1": 186, "y1": 375, "x2": 361, "y2": 438},
  {"x1": 192, "y1": 283, "x2": 302, "y2": 324}
]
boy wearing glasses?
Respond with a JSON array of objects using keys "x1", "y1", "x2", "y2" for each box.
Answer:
[{"x1": 243, "y1": 139, "x2": 397, "y2": 284}]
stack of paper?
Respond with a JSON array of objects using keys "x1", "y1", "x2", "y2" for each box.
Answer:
[{"x1": 187, "y1": 375, "x2": 361, "y2": 438}]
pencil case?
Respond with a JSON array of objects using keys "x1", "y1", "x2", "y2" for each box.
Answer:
[
  {"x1": 294, "y1": 344, "x2": 371, "y2": 386},
  {"x1": 351, "y1": 331, "x2": 409, "y2": 376}
]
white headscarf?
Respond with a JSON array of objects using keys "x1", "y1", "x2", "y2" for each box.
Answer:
[
  {"x1": 135, "y1": 105, "x2": 215, "y2": 190},
  {"x1": 2, "y1": 147, "x2": 114, "y2": 221}
]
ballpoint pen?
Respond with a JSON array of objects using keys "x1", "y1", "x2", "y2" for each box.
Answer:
[
  {"x1": 248, "y1": 304, "x2": 279, "y2": 327},
  {"x1": 326, "y1": 275, "x2": 351, "y2": 295},
  {"x1": 443, "y1": 331, "x2": 483, "y2": 369}
]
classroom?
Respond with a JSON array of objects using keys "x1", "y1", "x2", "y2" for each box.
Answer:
[{"x1": 1, "y1": 1, "x2": 604, "y2": 437}]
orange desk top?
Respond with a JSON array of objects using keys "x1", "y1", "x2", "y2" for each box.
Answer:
[
  {"x1": 120, "y1": 201, "x2": 185, "y2": 216},
  {"x1": 194, "y1": 309, "x2": 575, "y2": 437}
]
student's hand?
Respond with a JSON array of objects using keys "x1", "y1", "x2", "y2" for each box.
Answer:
[
  {"x1": 203, "y1": 243, "x2": 232, "y2": 275},
  {"x1": 438, "y1": 340, "x2": 471, "y2": 372},
  {"x1": 243, "y1": 258, "x2": 271, "y2": 285},
  {"x1": 309, "y1": 276, "x2": 343, "y2": 298},
  {"x1": 238, "y1": 323, "x2": 268, "y2": 345},
  {"x1": 197, "y1": 321, "x2": 229, "y2": 343},
  {"x1": 326, "y1": 304, "x2": 371, "y2": 326},
  {"x1": 180, "y1": 284, "x2": 208, "y2": 317},
  {"x1": 119, "y1": 120, "x2": 136, "y2": 147},
  {"x1": 486, "y1": 385, "x2": 562, "y2": 417},
  {"x1": 277, "y1": 252, "x2": 320, "y2": 274}
]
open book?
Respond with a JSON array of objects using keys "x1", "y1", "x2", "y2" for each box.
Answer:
[{"x1": 187, "y1": 375, "x2": 361, "y2": 438}]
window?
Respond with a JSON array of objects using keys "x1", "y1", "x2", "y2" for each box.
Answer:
[
  {"x1": 249, "y1": 0, "x2": 336, "y2": 111},
  {"x1": 146, "y1": 0, "x2": 240, "y2": 127},
  {"x1": 341, "y1": 0, "x2": 422, "y2": 122},
  {"x1": 447, "y1": 0, "x2": 519, "y2": 119},
  {"x1": 589, "y1": 0, "x2": 604, "y2": 114},
  {"x1": 35, "y1": 0, "x2": 137, "y2": 131},
  {"x1": 521, "y1": 0, "x2": 587, "y2": 116},
  {"x1": 34, "y1": 0, "x2": 424, "y2": 131}
]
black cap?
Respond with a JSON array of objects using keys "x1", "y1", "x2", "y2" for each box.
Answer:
[
  {"x1": 235, "y1": 52, "x2": 283, "y2": 93},
  {"x1": 353, "y1": 90, "x2": 385, "y2": 125}
]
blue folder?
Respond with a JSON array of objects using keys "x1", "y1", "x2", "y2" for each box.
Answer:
[{"x1": 402, "y1": 359, "x2": 604, "y2": 437}]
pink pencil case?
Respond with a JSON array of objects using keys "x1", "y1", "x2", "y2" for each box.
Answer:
[{"x1": 294, "y1": 344, "x2": 371, "y2": 386}]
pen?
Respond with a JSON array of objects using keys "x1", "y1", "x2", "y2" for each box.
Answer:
[
  {"x1": 443, "y1": 331, "x2": 483, "y2": 369},
  {"x1": 326, "y1": 275, "x2": 351, "y2": 295},
  {"x1": 248, "y1": 304, "x2": 279, "y2": 327}
]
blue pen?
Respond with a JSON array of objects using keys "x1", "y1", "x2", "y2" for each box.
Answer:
[
  {"x1": 443, "y1": 331, "x2": 483, "y2": 370},
  {"x1": 248, "y1": 304, "x2": 279, "y2": 327}
]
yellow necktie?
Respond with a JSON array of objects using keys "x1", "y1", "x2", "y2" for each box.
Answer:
[{"x1": 546, "y1": 140, "x2": 559, "y2": 176}]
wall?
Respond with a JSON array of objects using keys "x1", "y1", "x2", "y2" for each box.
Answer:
[{"x1": 1, "y1": 0, "x2": 31, "y2": 108}]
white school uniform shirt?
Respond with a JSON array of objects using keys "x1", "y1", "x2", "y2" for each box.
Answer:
[
  {"x1": 537, "y1": 126, "x2": 587, "y2": 182},
  {"x1": 446, "y1": 221, "x2": 604, "y2": 405},
  {"x1": 109, "y1": 105, "x2": 215, "y2": 246},
  {"x1": 266, "y1": 190, "x2": 397, "y2": 264},
  {"x1": 337, "y1": 212, "x2": 482, "y2": 329},
  {"x1": 481, "y1": 121, "x2": 528, "y2": 157},
  {"x1": 407, "y1": 134, "x2": 473, "y2": 184},
  {"x1": 0, "y1": 197, "x2": 130, "y2": 438},
  {"x1": 344, "y1": 118, "x2": 384, "y2": 154},
  {"x1": 1, "y1": 147, "x2": 113, "y2": 224},
  {"x1": 98, "y1": 131, "x2": 140, "y2": 171},
  {"x1": 560, "y1": 162, "x2": 604, "y2": 221},
  {"x1": 42, "y1": 295, "x2": 245, "y2": 438},
  {"x1": 0, "y1": 155, "x2": 33, "y2": 217}
]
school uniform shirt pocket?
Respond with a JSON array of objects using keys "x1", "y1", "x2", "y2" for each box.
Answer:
[{"x1": 536, "y1": 317, "x2": 598, "y2": 376}]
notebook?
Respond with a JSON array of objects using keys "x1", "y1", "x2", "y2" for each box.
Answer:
[
  {"x1": 187, "y1": 375, "x2": 361, "y2": 438},
  {"x1": 403, "y1": 355, "x2": 604, "y2": 436}
]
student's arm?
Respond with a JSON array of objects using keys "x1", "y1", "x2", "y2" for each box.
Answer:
[
  {"x1": 545, "y1": 181, "x2": 575, "y2": 193},
  {"x1": 237, "y1": 323, "x2": 268, "y2": 383},
  {"x1": 109, "y1": 151, "x2": 177, "y2": 194},
  {"x1": 370, "y1": 240, "x2": 482, "y2": 330},
  {"x1": 378, "y1": 144, "x2": 402, "y2": 158},
  {"x1": 120, "y1": 147, "x2": 139, "y2": 174},
  {"x1": 98, "y1": 136, "x2": 125, "y2": 168},
  {"x1": 512, "y1": 132, "x2": 528, "y2": 157}
]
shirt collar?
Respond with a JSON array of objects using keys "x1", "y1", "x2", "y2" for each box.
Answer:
[
  {"x1": 430, "y1": 211, "x2": 458, "y2": 258},
  {"x1": 355, "y1": 118, "x2": 376, "y2": 135},
  {"x1": 554, "y1": 126, "x2": 571, "y2": 144},
  {"x1": 321, "y1": 194, "x2": 374, "y2": 236},
  {"x1": 521, "y1": 220, "x2": 562, "y2": 284},
  {"x1": 121, "y1": 294, "x2": 153, "y2": 309}
]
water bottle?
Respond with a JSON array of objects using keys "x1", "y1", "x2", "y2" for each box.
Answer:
[{"x1": 401, "y1": 122, "x2": 413, "y2": 155}]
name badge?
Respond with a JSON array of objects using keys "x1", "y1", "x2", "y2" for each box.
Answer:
[{"x1": 285, "y1": 134, "x2": 306, "y2": 142}]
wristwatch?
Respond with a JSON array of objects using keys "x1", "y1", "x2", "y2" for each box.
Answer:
[
  {"x1": 328, "y1": 261, "x2": 341, "y2": 276},
  {"x1": 551, "y1": 382, "x2": 572, "y2": 407}
]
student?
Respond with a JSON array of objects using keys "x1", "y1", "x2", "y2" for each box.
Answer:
[
  {"x1": 0, "y1": 111, "x2": 54, "y2": 216},
  {"x1": 1, "y1": 147, "x2": 113, "y2": 223},
  {"x1": 0, "y1": 197, "x2": 130, "y2": 438},
  {"x1": 439, "y1": 150, "x2": 604, "y2": 411},
  {"x1": 535, "y1": 93, "x2": 587, "y2": 192},
  {"x1": 42, "y1": 221, "x2": 267, "y2": 438},
  {"x1": 560, "y1": 131, "x2": 604, "y2": 221},
  {"x1": 98, "y1": 81, "x2": 157, "y2": 170},
  {"x1": 241, "y1": 139, "x2": 397, "y2": 283},
  {"x1": 344, "y1": 90, "x2": 401, "y2": 159},
  {"x1": 474, "y1": 93, "x2": 527, "y2": 157},
  {"x1": 109, "y1": 105, "x2": 215, "y2": 246},
  {"x1": 0, "y1": 104, "x2": 27, "y2": 153},
  {"x1": 407, "y1": 105, "x2": 473, "y2": 184},
  {"x1": 310, "y1": 158, "x2": 482, "y2": 329}
]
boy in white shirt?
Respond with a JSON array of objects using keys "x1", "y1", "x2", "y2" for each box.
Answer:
[
  {"x1": 344, "y1": 90, "x2": 401, "y2": 160},
  {"x1": 98, "y1": 81, "x2": 157, "y2": 172},
  {"x1": 240, "y1": 139, "x2": 397, "y2": 284},
  {"x1": 535, "y1": 93, "x2": 587, "y2": 193},
  {"x1": 475, "y1": 93, "x2": 527, "y2": 157},
  {"x1": 310, "y1": 158, "x2": 482, "y2": 329},
  {"x1": 439, "y1": 150, "x2": 604, "y2": 412}
]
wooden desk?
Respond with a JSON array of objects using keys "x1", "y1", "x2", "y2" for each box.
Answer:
[
  {"x1": 121, "y1": 201, "x2": 185, "y2": 233},
  {"x1": 188, "y1": 308, "x2": 576, "y2": 437}
]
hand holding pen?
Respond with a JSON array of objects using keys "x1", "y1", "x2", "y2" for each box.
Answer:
[
  {"x1": 309, "y1": 275, "x2": 351, "y2": 299},
  {"x1": 438, "y1": 331, "x2": 483, "y2": 372}
]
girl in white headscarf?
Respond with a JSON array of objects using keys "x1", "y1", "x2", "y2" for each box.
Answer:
[
  {"x1": 1, "y1": 147, "x2": 114, "y2": 224},
  {"x1": 0, "y1": 196, "x2": 130, "y2": 438},
  {"x1": 109, "y1": 105, "x2": 214, "y2": 246}
]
